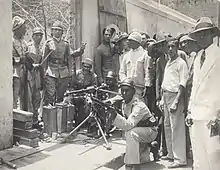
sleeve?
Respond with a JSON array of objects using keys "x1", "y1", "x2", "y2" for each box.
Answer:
[
  {"x1": 41, "y1": 41, "x2": 50, "y2": 70},
  {"x1": 94, "y1": 48, "x2": 103, "y2": 84},
  {"x1": 113, "y1": 104, "x2": 147, "y2": 131},
  {"x1": 179, "y1": 60, "x2": 189, "y2": 88},
  {"x1": 119, "y1": 54, "x2": 127, "y2": 82},
  {"x1": 64, "y1": 42, "x2": 71, "y2": 76},
  {"x1": 144, "y1": 53, "x2": 153, "y2": 87},
  {"x1": 155, "y1": 58, "x2": 161, "y2": 101}
]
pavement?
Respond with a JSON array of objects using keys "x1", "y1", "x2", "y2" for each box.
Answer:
[{"x1": 0, "y1": 131, "x2": 192, "y2": 170}]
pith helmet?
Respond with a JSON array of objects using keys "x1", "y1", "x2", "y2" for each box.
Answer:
[
  {"x1": 51, "y1": 20, "x2": 63, "y2": 31},
  {"x1": 12, "y1": 16, "x2": 25, "y2": 31},
  {"x1": 32, "y1": 27, "x2": 43, "y2": 35},
  {"x1": 106, "y1": 71, "x2": 117, "y2": 79},
  {"x1": 82, "y1": 58, "x2": 93, "y2": 66},
  {"x1": 128, "y1": 31, "x2": 142, "y2": 44}
]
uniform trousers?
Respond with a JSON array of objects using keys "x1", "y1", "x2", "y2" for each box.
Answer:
[
  {"x1": 190, "y1": 120, "x2": 220, "y2": 170},
  {"x1": 124, "y1": 127, "x2": 157, "y2": 165},
  {"x1": 163, "y1": 90, "x2": 187, "y2": 165},
  {"x1": 44, "y1": 76, "x2": 69, "y2": 105}
]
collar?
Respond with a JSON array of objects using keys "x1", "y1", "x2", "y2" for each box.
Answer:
[
  {"x1": 53, "y1": 36, "x2": 62, "y2": 42},
  {"x1": 167, "y1": 56, "x2": 180, "y2": 66},
  {"x1": 123, "y1": 97, "x2": 137, "y2": 106},
  {"x1": 131, "y1": 46, "x2": 142, "y2": 52}
]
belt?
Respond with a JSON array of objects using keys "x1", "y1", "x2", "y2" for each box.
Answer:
[{"x1": 49, "y1": 58, "x2": 65, "y2": 64}]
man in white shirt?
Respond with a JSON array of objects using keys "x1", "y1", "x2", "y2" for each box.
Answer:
[
  {"x1": 161, "y1": 39, "x2": 188, "y2": 168},
  {"x1": 186, "y1": 17, "x2": 220, "y2": 170},
  {"x1": 119, "y1": 31, "x2": 152, "y2": 103}
]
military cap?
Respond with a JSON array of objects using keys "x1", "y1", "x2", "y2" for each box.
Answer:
[
  {"x1": 189, "y1": 17, "x2": 220, "y2": 37},
  {"x1": 51, "y1": 20, "x2": 63, "y2": 31},
  {"x1": 128, "y1": 31, "x2": 142, "y2": 44},
  {"x1": 82, "y1": 58, "x2": 93, "y2": 66},
  {"x1": 106, "y1": 71, "x2": 117, "y2": 79},
  {"x1": 119, "y1": 78, "x2": 135, "y2": 88},
  {"x1": 12, "y1": 16, "x2": 25, "y2": 31},
  {"x1": 32, "y1": 27, "x2": 43, "y2": 35}
]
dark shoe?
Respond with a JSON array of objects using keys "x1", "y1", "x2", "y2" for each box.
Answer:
[
  {"x1": 153, "y1": 154, "x2": 160, "y2": 162},
  {"x1": 167, "y1": 162, "x2": 186, "y2": 169},
  {"x1": 161, "y1": 156, "x2": 174, "y2": 162}
]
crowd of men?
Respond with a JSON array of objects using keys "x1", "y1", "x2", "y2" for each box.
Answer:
[{"x1": 12, "y1": 15, "x2": 220, "y2": 170}]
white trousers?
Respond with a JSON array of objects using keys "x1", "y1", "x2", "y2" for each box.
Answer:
[
  {"x1": 191, "y1": 120, "x2": 220, "y2": 170},
  {"x1": 163, "y1": 91, "x2": 187, "y2": 165}
]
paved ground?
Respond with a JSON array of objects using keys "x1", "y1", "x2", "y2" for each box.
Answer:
[{"x1": 0, "y1": 132, "x2": 192, "y2": 170}]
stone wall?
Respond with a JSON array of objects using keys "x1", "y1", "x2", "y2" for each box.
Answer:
[
  {"x1": 126, "y1": 0, "x2": 196, "y2": 37},
  {"x1": 0, "y1": 0, "x2": 13, "y2": 150}
]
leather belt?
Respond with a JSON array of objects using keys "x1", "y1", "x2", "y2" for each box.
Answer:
[{"x1": 49, "y1": 58, "x2": 64, "y2": 64}]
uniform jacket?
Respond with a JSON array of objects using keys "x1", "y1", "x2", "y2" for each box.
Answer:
[
  {"x1": 28, "y1": 41, "x2": 43, "y2": 89},
  {"x1": 113, "y1": 97, "x2": 153, "y2": 131},
  {"x1": 75, "y1": 69, "x2": 97, "y2": 90},
  {"x1": 42, "y1": 37, "x2": 71, "y2": 79},
  {"x1": 94, "y1": 42, "x2": 115, "y2": 84},
  {"x1": 189, "y1": 42, "x2": 220, "y2": 120}
]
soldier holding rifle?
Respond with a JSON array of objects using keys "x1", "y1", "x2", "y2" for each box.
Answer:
[{"x1": 42, "y1": 20, "x2": 85, "y2": 106}]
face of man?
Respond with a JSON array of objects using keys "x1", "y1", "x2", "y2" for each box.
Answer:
[
  {"x1": 167, "y1": 41, "x2": 178, "y2": 59},
  {"x1": 52, "y1": 28, "x2": 63, "y2": 39},
  {"x1": 118, "y1": 39, "x2": 129, "y2": 52},
  {"x1": 82, "y1": 63, "x2": 92, "y2": 73},
  {"x1": 141, "y1": 34, "x2": 148, "y2": 47},
  {"x1": 121, "y1": 86, "x2": 135, "y2": 103},
  {"x1": 103, "y1": 29, "x2": 112, "y2": 43},
  {"x1": 128, "y1": 40, "x2": 140, "y2": 50},
  {"x1": 192, "y1": 30, "x2": 214, "y2": 49},
  {"x1": 33, "y1": 33, "x2": 43, "y2": 45},
  {"x1": 106, "y1": 77, "x2": 115, "y2": 87}
]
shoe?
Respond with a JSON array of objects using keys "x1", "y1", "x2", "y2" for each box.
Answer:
[
  {"x1": 161, "y1": 156, "x2": 174, "y2": 162},
  {"x1": 167, "y1": 162, "x2": 186, "y2": 169}
]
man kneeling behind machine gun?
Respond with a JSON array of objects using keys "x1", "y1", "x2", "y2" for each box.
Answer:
[{"x1": 106, "y1": 78, "x2": 158, "y2": 170}]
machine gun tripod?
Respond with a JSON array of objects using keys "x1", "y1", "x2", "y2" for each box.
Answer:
[{"x1": 63, "y1": 89, "x2": 116, "y2": 150}]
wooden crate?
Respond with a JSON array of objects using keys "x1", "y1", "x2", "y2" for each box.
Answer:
[
  {"x1": 13, "y1": 109, "x2": 33, "y2": 122},
  {"x1": 13, "y1": 128, "x2": 38, "y2": 139},
  {"x1": 13, "y1": 135, "x2": 39, "y2": 148},
  {"x1": 13, "y1": 120, "x2": 33, "y2": 130},
  {"x1": 42, "y1": 106, "x2": 57, "y2": 137}
]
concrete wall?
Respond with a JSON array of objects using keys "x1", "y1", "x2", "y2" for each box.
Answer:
[
  {"x1": 0, "y1": 0, "x2": 13, "y2": 150},
  {"x1": 81, "y1": 0, "x2": 100, "y2": 62},
  {"x1": 126, "y1": 0, "x2": 196, "y2": 37}
]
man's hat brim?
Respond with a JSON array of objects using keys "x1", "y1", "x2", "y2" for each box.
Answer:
[
  {"x1": 119, "y1": 82, "x2": 134, "y2": 88},
  {"x1": 152, "y1": 39, "x2": 167, "y2": 47},
  {"x1": 189, "y1": 26, "x2": 220, "y2": 37}
]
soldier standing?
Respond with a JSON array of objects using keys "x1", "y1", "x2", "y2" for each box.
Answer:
[
  {"x1": 42, "y1": 20, "x2": 84, "y2": 106},
  {"x1": 12, "y1": 16, "x2": 34, "y2": 111},
  {"x1": 27, "y1": 27, "x2": 44, "y2": 122},
  {"x1": 94, "y1": 27, "x2": 115, "y2": 85}
]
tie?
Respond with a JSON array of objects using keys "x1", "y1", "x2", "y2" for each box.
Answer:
[{"x1": 200, "y1": 50, "x2": 206, "y2": 69}]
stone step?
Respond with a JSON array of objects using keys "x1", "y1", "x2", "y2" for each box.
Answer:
[{"x1": 13, "y1": 135, "x2": 39, "y2": 148}]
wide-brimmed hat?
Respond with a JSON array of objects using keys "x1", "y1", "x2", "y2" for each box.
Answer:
[
  {"x1": 51, "y1": 20, "x2": 64, "y2": 31},
  {"x1": 32, "y1": 27, "x2": 43, "y2": 35},
  {"x1": 153, "y1": 32, "x2": 172, "y2": 46},
  {"x1": 12, "y1": 16, "x2": 25, "y2": 31},
  {"x1": 179, "y1": 35, "x2": 196, "y2": 43},
  {"x1": 128, "y1": 31, "x2": 142, "y2": 44},
  {"x1": 189, "y1": 17, "x2": 220, "y2": 37}
]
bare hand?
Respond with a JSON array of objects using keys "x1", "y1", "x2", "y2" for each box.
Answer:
[
  {"x1": 185, "y1": 113, "x2": 193, "y2": 127},
  {"x1": 80, "y1": 43, "x2": 86, "y2": 51},
  {"x1": 170, "y1": 102, "x2": 177, "y2": 113},
  {"x1": 33, "y1": 64, "x2": 40, "y2": 68},
  {"x1": 157, "y1": 100, "x2": 164, "y2": 112}
]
